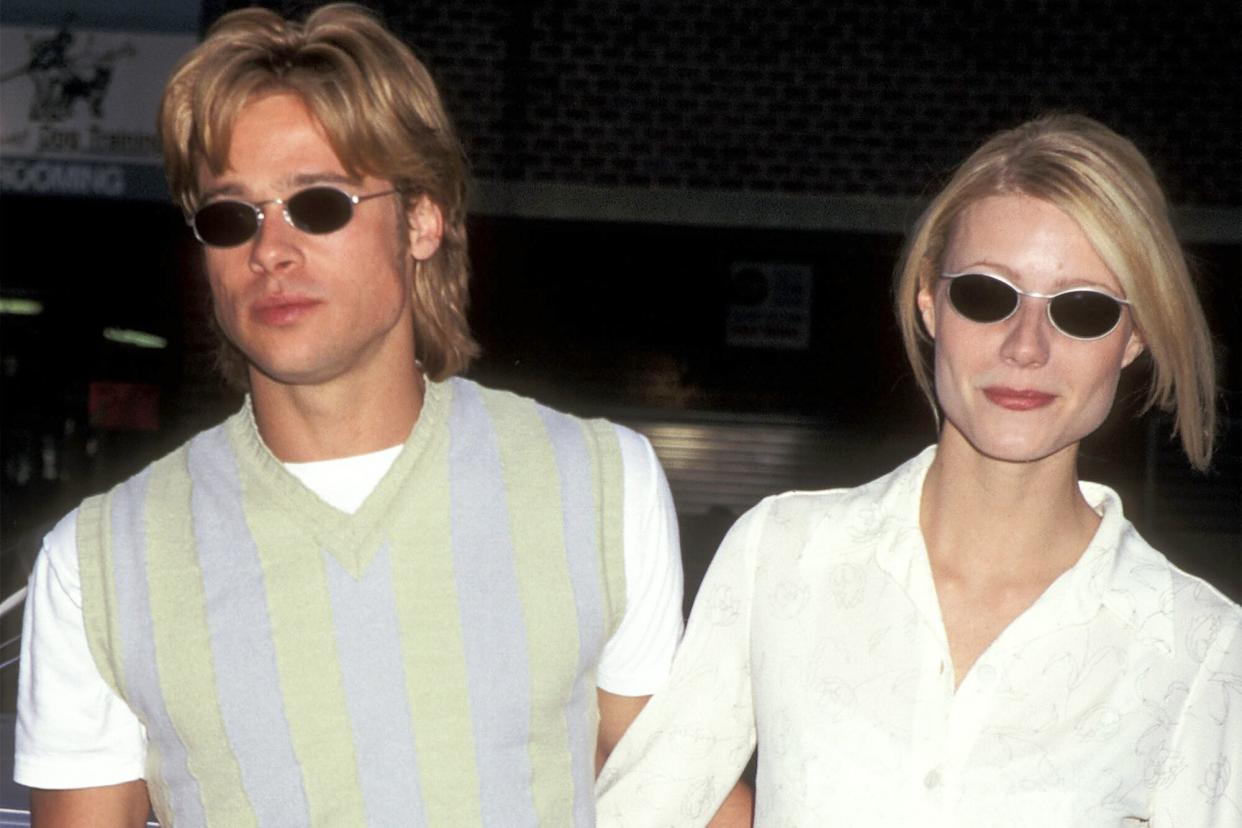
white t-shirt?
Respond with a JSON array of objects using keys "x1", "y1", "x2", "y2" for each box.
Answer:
[{"x1": 16, "y1": 424, "x2": 683, "y2": 789}]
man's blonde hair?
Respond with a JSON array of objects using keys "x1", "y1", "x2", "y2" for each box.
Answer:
[
  {"x1": 894, "y1": 114, "x2": 1217, "y2": 470},
  {"x1": 160, "y1": 3, "x2": 478, "y2": 384}
]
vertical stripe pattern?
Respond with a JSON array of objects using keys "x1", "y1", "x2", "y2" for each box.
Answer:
[
  {"x1": 144, "y1": 451, "x2": 256, "y2": 827},
  {"x1": 76, "y1": 378, "x2": 628, "y2": 826},
  {"x1": 448, "y1": 380, "x2": 539, "y2": 827},
  {"x1": 109, "y1": 468, "x2": 207, "y2": 826},
  {"x1": 233, "y1": 421, "x2": 368, "y2": 826},
  {"x1": 484, "y1": 393, "x2": 577, "y2": 824},
  {"x1": 388, "y1": 388, "x2": 484, "y2": 825},
  {"x1": 593, "y1": 422, "x2": 628, "y2": 634},
  {"x1": 189, "y1": 428, "x2": 312, "y2": 826},
  {"x1": 540, "y1": 410, "x2": 608, "y2": 827},
  {"x1": 323, "y1": 544, "x2": 427, "y2": 827}
]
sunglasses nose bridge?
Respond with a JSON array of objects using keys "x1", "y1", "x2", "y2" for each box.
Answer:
[
  {"x1": 249, "y1": 200, "x2": 305, "y2": 251},
  {"x1": 999, "y1": 293, "x2": 1053, "y2": 365},
  {"x1": 1039, "y1": 297, "x2": 1065, "y2": 336},
  {"x1": 1010, "y1": 291, "x2": 1056, "y2": 330},
  {"x1": 1008, "y1": 285, "x2": 1064, "y2": 331}
]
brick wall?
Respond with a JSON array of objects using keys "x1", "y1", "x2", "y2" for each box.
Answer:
[{"x1": 205, "y1": 0, "x2": 1240, "y2": 208}]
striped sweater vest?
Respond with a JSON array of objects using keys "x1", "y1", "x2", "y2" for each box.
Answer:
[{"x1": 76, "y1": 378, "x2": 628, "y2": 827}]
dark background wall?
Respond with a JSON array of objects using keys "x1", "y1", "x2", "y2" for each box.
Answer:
[
  {"x1": 202, "y1": 0, "x2": 1240, "y2": 205},
  {"x1": 3, "y1": 1, "x2": 1239, "y2": 609}
]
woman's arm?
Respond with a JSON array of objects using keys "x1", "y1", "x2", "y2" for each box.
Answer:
[
  {"x1": 1149, "y1": 614, "x2": 1242, "y2": 825},
  {"x1": 595, "y1": 504, "x2": 765, "y2": 826}
]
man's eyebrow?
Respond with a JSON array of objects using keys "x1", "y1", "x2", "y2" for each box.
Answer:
[
  {"x1": 288, "y1": 172, "x2": 363, "y2": 188},
  {"x1": 198, "y1": 183, "x2": 245, "y2": 202},
  {"x1": 198, "y1": 172, "x2": 363, "y2": 203}
]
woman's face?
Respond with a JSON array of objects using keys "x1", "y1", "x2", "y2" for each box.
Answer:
[{"x1": 917, "y1": 194, "x2": 1145, "y2": 465}]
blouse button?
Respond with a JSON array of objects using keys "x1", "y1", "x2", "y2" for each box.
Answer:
[{"x1": 924, "y1": 769, "x2": 942, "y2": 789}]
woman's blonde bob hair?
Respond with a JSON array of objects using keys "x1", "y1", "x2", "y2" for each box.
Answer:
[
  {"x1": 159, "y1": 3, "x2": 479, "y2": 384},
  {"x1": 894, "y1": 114, "x2": 1217, "y2": 471}
]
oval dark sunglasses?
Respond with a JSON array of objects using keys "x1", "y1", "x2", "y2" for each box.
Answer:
[
  {"x1": 940, "y1": 270, "x2": 1131, "y2": 341},
  {"x1": 189, "y1": 185, "x2": 400, "y2": 248}
]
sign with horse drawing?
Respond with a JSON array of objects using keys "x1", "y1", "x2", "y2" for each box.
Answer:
[{"x1": 0, "y1": 23, "x2": 195, "y2": 199}]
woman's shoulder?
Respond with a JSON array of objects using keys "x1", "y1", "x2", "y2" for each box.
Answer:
[
  {"x1": 733, "y1": 449, "x2": 930, "y2": 559},
  {"x1": 1152, "y1": 545, "x2": 1242, "y2": 639},
  {"x1": 1106, "y1": 519, "x2": 1242, "y2": 669},
  {"x1": 756, "y1": 448, "x2": 929, "y2": 516}
]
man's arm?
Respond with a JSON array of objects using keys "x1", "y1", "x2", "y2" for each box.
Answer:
[
  {"x1": 17, "y1": 517, "x2": 150, "y2": 804},
  {"x1": 31, "y1": 781, "x2": 150, "y2": 828},
  {"x1": 596, "y1": 688, "x2": 649, "y2": 774},
  {"x1": 708, "y1": 782, "x2": 755, "y2": 828}
]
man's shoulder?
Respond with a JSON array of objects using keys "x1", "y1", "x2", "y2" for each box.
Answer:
[
  {"x1": 452, "y1": 376, "x2": 589, "y2": 421},
  {"x1": 78, "y1": 409, "x2": 242, "y2": 514},
  {"x1": 448, "y1": 376, "x2": 636, "y2": 445}
]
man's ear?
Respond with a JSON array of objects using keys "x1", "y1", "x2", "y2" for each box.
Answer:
[
  {"x1": 917, "y1": 282, "x2": 937, "y2": 339},
  {"x1": 407, "y1": 195, "x2": 444, "y2": 261}
]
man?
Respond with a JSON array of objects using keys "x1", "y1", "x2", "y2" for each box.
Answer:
[{"x1": 15, "y1": 5, "x2": 703, "y2": 824}]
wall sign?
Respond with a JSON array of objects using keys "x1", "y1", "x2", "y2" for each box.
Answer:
[
  {"x1": 0, "y1": 23, "x2": 196, "y2": 200},
  {"x1": 726, "y1": 261, "x2": 815, "y2": 350}
]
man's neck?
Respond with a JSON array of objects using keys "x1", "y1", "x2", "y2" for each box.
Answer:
[{"x1": 248, "y1": 368, "x2": 425, "y2": 463}]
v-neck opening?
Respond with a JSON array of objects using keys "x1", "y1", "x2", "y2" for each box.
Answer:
[
  {"x1": 224, "y1": 379, "x2": 452, "y2": 576},
  {"x1": 879, "y1": 448, "x2": 1122, "y2": 696},
  {"x1": 931, "y1": 513, "x2": 1118, "y2": 696}
]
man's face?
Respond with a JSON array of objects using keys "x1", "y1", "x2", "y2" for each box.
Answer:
[{"x1": 196, "y1": 92, "x2": 441, "y2": 391}]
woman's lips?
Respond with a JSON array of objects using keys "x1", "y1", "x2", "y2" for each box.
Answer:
[
  {"x1": 252, "y1": 297, "x2": 321, "y2": 326},
  {"x1": 982, "y1": 386, "x2": 1057, "y2": 410}
]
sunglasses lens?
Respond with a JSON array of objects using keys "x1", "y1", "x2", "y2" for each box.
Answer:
[
  {"x1": 948, "y1": 273, "x2": 1018, "y2": 323},
  {"x1": 193, "y1": 201, "x2": 259, "y2": 247},
  {"x1": 1049, "y1": 291, "x2": 1123, "y2": 339},
  {"x1": 286, "y1": 187, "x2": 354, "y2": 234}
]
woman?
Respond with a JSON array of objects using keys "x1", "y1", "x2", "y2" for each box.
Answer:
[{"x1": 595, "y1": 115, "x2": 1240, "y2": 826}]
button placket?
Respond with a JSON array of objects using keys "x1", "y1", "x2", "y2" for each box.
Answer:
[
  {"x1": 933, "y1": 659, "x2": 1002, "y2": 815},
  {"x1": 909, "y1": 630, "x2": 955, "y2": 816}
]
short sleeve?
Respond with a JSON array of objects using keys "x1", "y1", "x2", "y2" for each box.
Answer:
[
  {"x1": 595, "y1": 426, "x2": 684, "y2": 696},
  {"x1": 15, "y1": 510, "x2": 147, "y2": 789}
]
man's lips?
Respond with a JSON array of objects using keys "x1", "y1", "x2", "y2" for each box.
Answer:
[
  {"x1": 982, "y1": 386, "x2": 1057, "y2": 410},
  {"x1": 251, "y1": 296, "x2": 321, "y2": 326}
]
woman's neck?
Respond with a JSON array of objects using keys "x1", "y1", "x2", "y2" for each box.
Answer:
[
  {"x1": 920, "y1": 425, "x2": 1104, "y2": 686},
  {"x1": 920, "y1": 425, "x2": 1100, "y2": 586}
]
